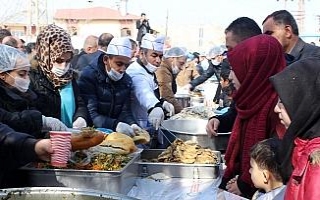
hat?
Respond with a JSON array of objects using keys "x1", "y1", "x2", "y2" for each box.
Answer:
[
  {"x1": 207, "y1": 45, "x2": 224, "y2": 59},
  {"x1": 106, "y1": 37, "x2": 132, "y2": 58},
  {"x1": 163, "y1": 47, "x2": 188, "y2": 58},
  {"x1": 140, "y1": 33, "x2": 165, "y2": 52},
  {"x1": 0, "y1": 44, "x2": 30, "y2": 73}
]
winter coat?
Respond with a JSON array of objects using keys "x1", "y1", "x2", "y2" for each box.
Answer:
[
  {"x1": 0, "y1": 84, "x2": 43, "y2": 138},
  {"x1": 0, "y1": 122, "x2": 38, "y2": 188},
  {"x1": 78, "y1": 54, "x2": 136, "y2": 130},
  {"x1": 126, "y1": 60, "x2": 160, "y2": 128},
  {"x1": 176, "y1": 61, "x2": 200, "y2": 87},
  {"x1": 29, "y1": 67, "x2": 89, "y2": 124},
  {"x1": 285, "y1": 137, "x2": 320, "y2": 200},
  {"x1": 156, "y1": 61, "x2": 183, "y2": 113}
]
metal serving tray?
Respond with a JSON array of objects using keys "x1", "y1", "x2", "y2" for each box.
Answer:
[
  {"x1": 19, "y1": 153, "x2": 140, "y2": 195},
  {"x1": 135, "y1": 149, "x2": 221, "y2": 179},
  {"x1": 0, "y1": 187, "x2": 138, "y2": 200}
]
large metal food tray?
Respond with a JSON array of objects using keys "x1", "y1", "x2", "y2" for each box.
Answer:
[
  {"x1": 135, "y1": 149, "x2": 221, "y2": 179},
  {"x1": 19, "y1": 153, "x2": 140, "y2": 195},
  {"x1": 0, "y1": 187, "x2": 138, "y2": 200}
]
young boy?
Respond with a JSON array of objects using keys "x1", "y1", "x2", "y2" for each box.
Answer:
[{"x1": 249, "y1": 138, "x2": 286, "y2": 200}]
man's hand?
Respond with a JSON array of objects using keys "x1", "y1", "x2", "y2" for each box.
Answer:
[
  {"x1": 148, "y1": 107, "x2": 164, "y2": 130},
  {"x1": 206, "y1": 118, "x2": 220, "y2": 137}
]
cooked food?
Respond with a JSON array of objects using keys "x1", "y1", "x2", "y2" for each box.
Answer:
[
  {"x1": 36, "y1": 151, "x2": 131, "y2": 171},
  {"x1": 71, "y1": 127, "x2": 106, "y2": 151},
  {"x1": 96, "y1": 132, "x2": 137, "y2": 155},
  {"x1": 170, "y1": 106, "x2": 215, "y2": 120},
  {"x1": 157, "y1": 139, "x2": 220, "y2": 164},
  {"x1": 132, "y1": 129, "x2": 150, "y2": 144}
]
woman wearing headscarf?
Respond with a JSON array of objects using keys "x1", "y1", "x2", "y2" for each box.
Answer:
[
  {"x1": 270, "y1": 57, "x2": 320, "y2": 200},
  {"x1": 220, "y1": 34, "x2": 286, "y2": 198},
  {"x1": 78, "y1": 37, "x2": 142, "y2": 136},
  {"x1": 29, "y1": 24, "x2": 89, "y2": 129},
  {"x1": 0, "y1": 44, "x2": 67, "y2": 137}
]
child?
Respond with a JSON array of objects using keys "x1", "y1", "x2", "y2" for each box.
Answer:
[
  {"x1": 250, "y1": 138, "x2": 286, "y2": 200},
  {"x1": 215, "y1": 68, "x2": 234, "y2": 115}
]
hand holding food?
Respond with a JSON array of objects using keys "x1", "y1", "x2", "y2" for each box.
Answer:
[
  {"x1": 116, "y1": 122, "x2": 134, "y2": 136},
  {"x1": 162, "y1": 101, "x2": 175, "y2": 116}
]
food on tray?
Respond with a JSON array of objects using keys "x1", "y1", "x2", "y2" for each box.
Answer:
[
  {"x1": 36, "y1": 151, "x2": 131, "y2": 171},
  {"x1": 132, "y1": 129, "x2": 150, "y2": 144},
  {"x1": 71, "y1": 127, "x2": 106, "y2": 151},
  {"x1": 157, "y1": 139, "x2": 220, "y2": 164},
  {"x1": 190, "y1": 90, "x2": 203, "y2": 97},
  {"x1": 96, "y1": 132, "x2": 137, "y2": 155},
  {"x1": 170, "y1": 106, "x2": 215, "y2": 120}
]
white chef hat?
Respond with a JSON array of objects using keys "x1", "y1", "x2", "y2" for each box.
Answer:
[
  {"x1": 106, "y1": 37, "x2": 132, "y2": 58},
  {"x1": 0, "y1": 44, "x2": 30, "y2": 73},
  {"x1": 140, "y1": 33, "x2": 165, "y2": 52}
]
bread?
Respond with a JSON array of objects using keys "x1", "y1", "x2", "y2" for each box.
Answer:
[
  {"x1": 132, "y1": 129, "x2": 150, "y2": 144},
  {"x1": 71, "y1": 127, "x2": 106, "y2": 151},
  {"x1": 97, "y1": 132, "x2": 137, "y2": 155}
]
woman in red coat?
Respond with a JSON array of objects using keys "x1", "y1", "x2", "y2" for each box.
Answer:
[{"x1": 271, "y1": 57, "x2": 320, "y2": 200}]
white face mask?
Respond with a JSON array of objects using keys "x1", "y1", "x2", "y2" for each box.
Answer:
[
  {"x1": 107, "y1": 60, "x2": 123, "y2": 81},
  {"x1": 172, "y1": 64, "x2": 180, "y2": 75},
  {"x1": 7, "y1": 73, "x2": 30, "y2": 93},
  {"x1": 144, "y1": 54, "x2": 158, "y2": 73},
  {"x1": 51, "y1": 63, "x2": 70, "y2": 77},
  {"x1": 107, "y1": 68, "x2": 123, "y2": 81}
]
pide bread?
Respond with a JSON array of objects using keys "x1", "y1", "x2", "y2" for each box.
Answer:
[
  {"x1": 97, "y1": 132, "x2": 137, "y2": 155},
  {"x1": 71, "y1": 127, "x2": 106, "y2": 151},
  {"x1": 132, "y1": 129, "x2": 150, "y2": 144}
]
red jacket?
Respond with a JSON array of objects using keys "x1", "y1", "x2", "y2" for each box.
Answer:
[{"x1": 285, "y1": 137, "x2": 320, "y2": 200}]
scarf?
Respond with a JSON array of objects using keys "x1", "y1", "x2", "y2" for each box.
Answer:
[
  {"x1": 224, "y1": 34, "x2": 286, "y2": 186},
  {"x1": 270, "y1": 57, "x2": 320, "y2": 183},
  {"x1": 36, "y1": 24, "x2": 74, "y2": 89}
]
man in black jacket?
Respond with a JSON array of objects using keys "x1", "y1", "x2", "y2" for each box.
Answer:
[{"x1": 136, "y1": 13, "x2": 151, "y2": 45}]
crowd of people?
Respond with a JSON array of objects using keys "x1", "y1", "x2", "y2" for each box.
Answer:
[{"x1": 0, "y1": 8, "x2": 320, "y2": 200}]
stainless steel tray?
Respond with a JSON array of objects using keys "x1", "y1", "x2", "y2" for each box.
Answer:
[
  {"x1": 135, "y1": 149, "x2": 221, "y2": 179},
  {"x1": 19, "y1": 153, "x2": 140, "y2": 195},
  {"x1": 0, "y1": 187, "x2": 138, "y2": 200}
]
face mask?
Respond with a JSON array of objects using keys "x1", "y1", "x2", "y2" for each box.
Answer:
[
  {"x1": 107, "y1": 60, "x2": 123, "y2": 81},
  {"x1": 7, "y1": 73, "x2": 30, "y2": 93},
  {"x1": 107, "y1": 68, "x2": 123, "y2": 81},
  {"x1": 51, "y1": 63, "x2": 70, "y2": 77},
  {"x1": 172, "y1": 65, "x2": 180, "y2": 75},
  {"x1": 144, "y1": 54, "x2": 158, "y2": 73}
]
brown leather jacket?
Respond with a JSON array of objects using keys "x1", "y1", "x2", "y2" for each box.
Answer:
[{"x1": 156, "y1": 61, "x2": 183, "y2": 113}]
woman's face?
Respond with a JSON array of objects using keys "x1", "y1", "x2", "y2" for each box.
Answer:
[
  {"x1": 228, "y1": 70, "x2": 241, "y2": 90},
  {"x1": 1, "y1": 67, "x2": 30, "y2": 87},
  {"x1": 274, "y1": 100, "x2": 291, "y2": 128},
  {"x1": 103, "y1": 55, "x2": 131, "y2": 73},
  {"x1": 52, "y1": 52, "x2": 73, "y2": 69}
]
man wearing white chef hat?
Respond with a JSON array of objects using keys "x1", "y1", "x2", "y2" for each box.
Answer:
[
  {"x1": 78, "y1": 37, "x2": 143, "y2": 136},
  {"x1": 127, "y1": 33, "x2": 175, "y2": 133}
]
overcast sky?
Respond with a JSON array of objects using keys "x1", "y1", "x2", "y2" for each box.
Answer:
[{"x1": 46, "y1": 0, "x2": 319, "y2": 34}]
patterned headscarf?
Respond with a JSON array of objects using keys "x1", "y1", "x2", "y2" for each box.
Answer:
[{"x1": 36, "y1": 24, "x2": 74, "y2": 88}]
